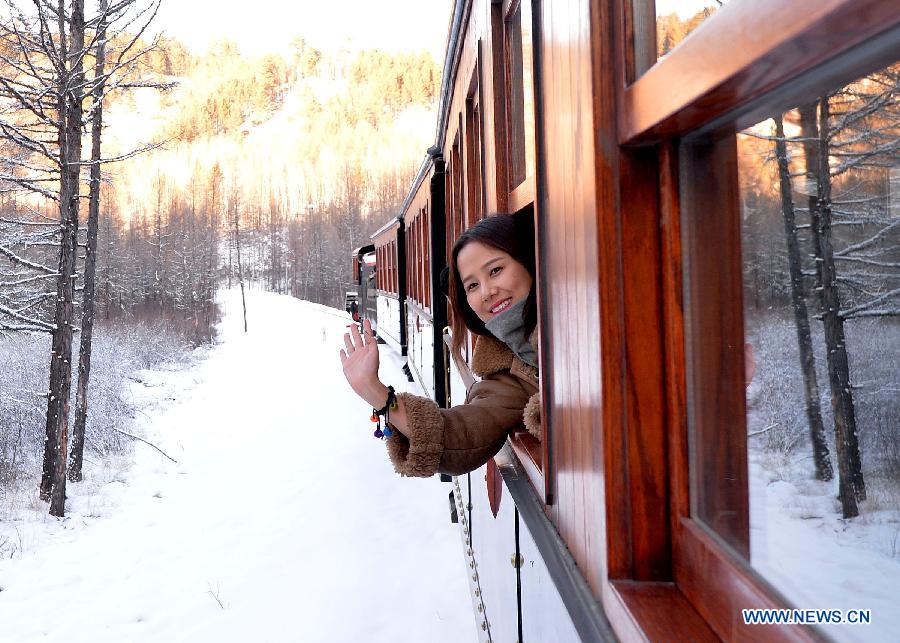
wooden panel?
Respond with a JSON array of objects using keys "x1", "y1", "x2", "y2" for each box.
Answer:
[
  {"x1": 659, "y1": 142, "x2": 691, "y2": 544},
  {"x1": 591, "y1": 0, "x2": 626, "y2": 589},
  {"x1": 619, "y1": 146, "x2": 669, "y2": 581},
  {"x1": 675, "y1": 519, "x2": 822, "y2": 642},
  {"x1": 611, "y1": 581, "x2": 718, "y2": 642},
  {"x1": 621, "y1": 0, "x2": 900, "y2": 143},
  {"x1": 537, "y1": 0, "x2": 604, "y2": 597},
  {"x1": 508, "y1": 428, "x2": 542, "y2": 493}
]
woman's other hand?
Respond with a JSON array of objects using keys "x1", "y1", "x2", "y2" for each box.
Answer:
[{"x1": 340, "y1": 319, "x2": 388, "y2": 408}]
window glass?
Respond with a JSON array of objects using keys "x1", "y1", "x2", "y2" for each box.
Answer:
[
  {"x1": 505, "y1": 1, "x2": 535, "y2": 191},
  {"x1": 655, "y1": 0, "x2": 722, "y2": 59},
  {"x1": 705, "y1": 62, "x2": 900, "y2": 636}
]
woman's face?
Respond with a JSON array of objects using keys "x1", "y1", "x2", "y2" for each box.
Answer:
[{"x1": 456, "y1": 240, "x2": 533, "y2": 324}]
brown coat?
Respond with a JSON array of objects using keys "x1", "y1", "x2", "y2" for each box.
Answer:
[{"x1": 386, "y1": 335, "x2": 541, "y2": 477}]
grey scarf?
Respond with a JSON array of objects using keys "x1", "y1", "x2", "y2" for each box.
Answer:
[{"x1": 485, "y1": 298, "x2": 538, "y2": 369}]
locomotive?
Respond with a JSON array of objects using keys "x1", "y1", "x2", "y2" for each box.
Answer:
[{"x1": 354, "y1": 1, "x2": 900, "y2": 641}]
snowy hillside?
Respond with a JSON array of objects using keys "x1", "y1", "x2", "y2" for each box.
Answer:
[{"x1": 0, "y1": 289, "x2": 475, "y2": 642}]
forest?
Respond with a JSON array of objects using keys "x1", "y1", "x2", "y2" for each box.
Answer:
[
  {"x1": 738, "y1": 65, "x2": 900, "y2": 581},
  {"x1": 0, "y1": 0, "x2": 439, "y2": 519}
]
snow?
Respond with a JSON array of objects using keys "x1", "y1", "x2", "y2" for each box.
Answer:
[
  {"x1": 744, "y1": 314, "x2": 900, "y2": 641},
  {"x1": 0, "y1": 289, "x2": 476, "y2": 643},
  {"x1": 750, "y1": 459, "x2": 900, "y2": 641}
]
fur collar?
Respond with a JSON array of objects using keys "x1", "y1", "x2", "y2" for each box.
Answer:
[
  {"x1": 471, "y1": 335, "x2": 514, "y2": 377},
  {"x1": 471, "y1": 331, "x2": 539, "y2": 378}
]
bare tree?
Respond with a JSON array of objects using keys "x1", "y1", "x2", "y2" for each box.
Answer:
[
  {"x1": 0, "y1": 0, "x2": 163, "y2": 514},
  {"x1": 772, "y1": 115, "x2": 833, "y2": 482},
  {"x1": 69, "y1": 0, "x2": 108, "y2": 482},
  {"x1": 229, "y1": 183, "x2": 247, "y2": 332}
]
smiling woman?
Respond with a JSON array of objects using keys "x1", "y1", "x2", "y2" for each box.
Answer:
[{"x1": 340, "y1": 214, "x2": 542, "y2": 477}]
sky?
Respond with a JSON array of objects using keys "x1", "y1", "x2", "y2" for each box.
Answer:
[
  {"x1": 154, "y1": 0, "x2": 454, "y2": 62},
  {"x1": 655, "y1": 0, "x2": 721, "y2": 19}
]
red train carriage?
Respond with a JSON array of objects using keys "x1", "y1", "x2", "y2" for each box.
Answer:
[
  {"x1": 398, "y1": 156, "x2": 450, "y2": 403},
  {"x1": 379, "y1": 0, "x2": 900, "y2": 641},
  {"x1": 349, "y1": 245, "x2": 377, "y2": 328},
  {"x1": 372, "y1": 217, "x2": 406, "y2": 354}
]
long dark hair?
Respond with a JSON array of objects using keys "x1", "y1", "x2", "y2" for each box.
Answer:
[{"x1": 448, "y1": 213, "x2": 537, "y2": 361}]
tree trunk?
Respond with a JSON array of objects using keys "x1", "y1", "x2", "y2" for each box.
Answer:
[
  {"x1": 228, "y1": 228, "x2": 233, "y2": 289},
  {"x1": 801, "y1": 100, "x2": 866, "y2": 519},
  {"x1": 42, "y1": 0, "x2": 86, "y2": 517},
  {"x1": 234, "y1": 209, "x2": 248, "y2": 332},
  {"x1": 69, "y1": 0, "x2": 108, "y2": 483},
  {"x1": 773, "y1": 116, "x2": 833, "y2": 481}
]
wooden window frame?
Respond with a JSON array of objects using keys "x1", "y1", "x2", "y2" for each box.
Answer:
[
  {"x1": 601, "y1": 0, "x2": 900, "y2": 641},
  {"x1": 502, "y1": 0, "x2": 537, "y2": 210},
  {"x1": 424, "y1": 206, "x2": 431, "y2": 308},
  {"x1": 465, "y1": 53, "x2": 486, "y2": 225}
]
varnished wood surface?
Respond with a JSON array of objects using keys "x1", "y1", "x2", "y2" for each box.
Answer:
[
  {"x1": 612, "y1": 581, "x2": 719, "y2": 643},
  {"x1": 676, "y1": 519, "x2": 822, "y2": 642},
  {"x1": 508, "y1": 429, "x2": 542, "y2": 494},
  {"x1": 538, "y1": 0, "x2": 604, "y2": 598},
  {"x1": 592, "y1": 0, "x2": 627, "y2": 591},
  {"x1": 621, "y1": 0, "x2": 900, "y2": 143},
  {"x1": 619, "y1": 147, "x2": 670, "y2": 581},
  {"x1": 659, "y1": 141, "x2": 691, "y2": 551}
]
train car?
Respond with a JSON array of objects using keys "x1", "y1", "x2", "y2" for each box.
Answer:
[
  {"x1": 349, "y1": 245, "x2": 377, "y2": 330},
  {"x1": 372, "y1": 217, "x2": 406, "y2": 354},
  {"x1": 399, "y1": 155, "x2": 449, "y2": 404},
  {"x1": 379, "y1": 0, "x2": 900, "y2": 641}
]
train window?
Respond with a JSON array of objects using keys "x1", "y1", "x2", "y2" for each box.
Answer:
[
  {"x1": 627, "y1": 1, "x2": 723, "y2": 82},
  {"x1": 452, "y1": 134, "x2": 464, "y2": 245},
  {"x1": 419, "y1": 212, "x2": 427, "y2": 309},
  {"x1": 411, "y1": 218, "x2": 417, "y2": 304},
  {"x1": 654, "y1": 1, "x2": 720, "y2": 59},
  {"x1": 392, "y1": 240, "x2": 397, "y2": 295},
  {"x1": 465, "y1": 70, "x2": 485, "y2": 225},
  {"x1": 408, "y1": 226, "x2": 415, "y2": 303},
  {"x1": 503, "y1": 0, "x2": 536, "y2": 200},
  {"x1": 424, "y1": 207, "x2": 431, "y2": 307},
  {"x1": 682, "y1": 60, "x2": 900, "y2": 637}
]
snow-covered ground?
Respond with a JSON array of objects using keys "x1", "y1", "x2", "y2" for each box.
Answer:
[
  {"x1": 0, "y1": 289, "x2": 476, "y2": 642},
  {"x1": 750, "y1": 456, "x2": 900, "y2": 642},
  {"x1": 744, "y1": 314, "x2": 900, "y2": 641}
]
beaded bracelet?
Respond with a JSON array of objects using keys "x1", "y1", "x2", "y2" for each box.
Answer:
[{"x1": 370, "y1": 385, "x2": 398, "y2": 439}]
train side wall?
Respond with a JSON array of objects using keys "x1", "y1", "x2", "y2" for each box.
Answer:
[{"x1": 535, "y1": 0, "x2": 605, "y2": 596}]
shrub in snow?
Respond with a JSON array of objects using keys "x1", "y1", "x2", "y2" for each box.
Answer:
[{"x1": 0, "y1": 317, "x2": 208, "y2": 498}]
